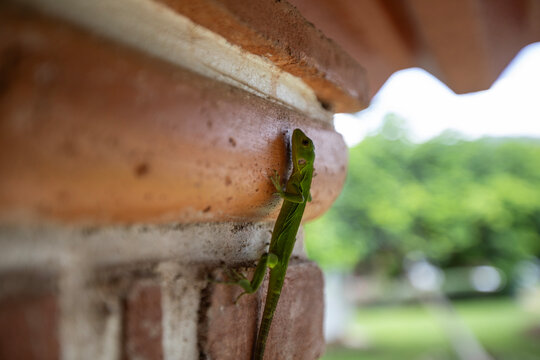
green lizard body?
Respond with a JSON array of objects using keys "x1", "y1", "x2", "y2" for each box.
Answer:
[{"x1": 229, "y1": 128, "x2": 315, "y2": 360}]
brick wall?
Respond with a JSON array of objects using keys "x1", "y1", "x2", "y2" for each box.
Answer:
[{"x1": 0, "y1": 1, "x2": 365, "y2": 359}]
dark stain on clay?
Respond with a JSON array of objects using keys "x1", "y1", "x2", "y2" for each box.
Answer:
[
  {"x1": 81, "y1": 227, "x2": 99, "y2": 236},
  {"x1": 228, "y1": 137, "x2": 237, "y2": 147},
  {"x1": 0, "y1": 45, "x2": 22, "y2": 98},
  {"x1": 60, "y1": 139, "x2": 79, "y2": 158},
  {"x1": 56, "y1": 190, "x2": 69, "y2": 201},
  {"x1": 317, "y1": 97, "x2": 333, "y2": 111},
  {"x1": 231, "y1": 223, "x2": 248, "y2": 234},
  {"x1": 203, "y1": 206, "x2": 211, "y2": 213},
  {"x1": 134, "y1": 163, "x2": 150, "y2": 177},
  {"x1": 197, "y1": 278, "x2": 212, "y2": 359}
]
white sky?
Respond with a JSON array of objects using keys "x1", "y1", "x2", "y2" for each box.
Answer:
[{"x1": 335, "y1": 42, "x2": 540, "y2": 147}]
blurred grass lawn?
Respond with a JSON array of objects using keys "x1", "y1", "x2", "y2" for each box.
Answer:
[{"x1": 322, "y1": 297, "x2": 540, "y2": 360}]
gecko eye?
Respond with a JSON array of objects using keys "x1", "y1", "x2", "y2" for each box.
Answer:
[
  {"x1": 301, "y1": 139, "x2": 310, "y2": 146},
  {"x1": 298, "y1": 159, "x2": 306, "y2": 165}
]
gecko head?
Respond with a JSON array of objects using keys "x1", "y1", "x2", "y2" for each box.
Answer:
[{"x1": 292, "y1": 128, "x2": 315, "y2": 169}]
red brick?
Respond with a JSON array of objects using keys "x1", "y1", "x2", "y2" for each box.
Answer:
[
  {"x1": 0, "y1": 292, "x2": 60, "y2": 360},
  {"x1": 291, "y1": 0, "x2": 540, "y2": 96},
  {"x1": 123, "y1": 282, "x2": 162, "y2": 360},
  {"x1": 202, "y1": 268, "x2": 260, "y2": 360},
  {"x1": 203, "y1": 261, "x2": 325, "y2": 360},
  {"x1": 158, "y1": 0, "x2": 368, "y2": 113},
  {"x1": 0, "y1": 4, "x2": 348, "y2": 225},
  {"x1": 264, "y1": 262, "x2": 325, "y2": 360}
]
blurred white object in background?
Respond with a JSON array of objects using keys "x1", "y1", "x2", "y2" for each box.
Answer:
[
  {"x1": 407, "y1": 260, "x2": 445, "y2": 292},
  {"x1": 515, "y1": 259, "x2": 540, "y2": 315},
  {"x1": 323, "y1": 272, "x2": 350, "y2": 343},
  {"x1": 470, "y1": 266, "x2": 503, "y2": 293}
]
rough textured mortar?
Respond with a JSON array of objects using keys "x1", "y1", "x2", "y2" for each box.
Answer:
[{"x1": 0, "y1": 222, "x2": 307, "y2": 272}]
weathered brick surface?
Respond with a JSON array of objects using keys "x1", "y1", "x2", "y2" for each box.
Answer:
[
  {"x1": 1, "y1": 2, "x2": 332, "y2": 359},
  {"x1": 158, "y1": 0, "x2": 368, "y2": 113},
  {"x1": 0, "y1": 4, "x2": 348, "y2": 225},
  {"x1": 203, "y1": 261, "x2": 325, "y2": 360},
  {"x1": 0, "y1": 292, "x2": 60, "y2": 360},
  {"x1": 264, "y1": 261, "x2": 325, "y2": 360},
  {"x1": 202, "y1": 268, "x2": 260, "y2": 360},
  {"x1": 123, "y1": 281, "x2": 162, "y2": 360},
  {"x1": 291, "y1": 0, "x2": 540, "y2": 96}
]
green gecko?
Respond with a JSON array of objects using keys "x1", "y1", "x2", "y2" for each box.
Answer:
[{"x1": 228, "y1": 128, "x2": 315, "y2": 360}]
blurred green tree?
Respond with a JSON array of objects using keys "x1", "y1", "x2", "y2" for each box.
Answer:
[{"x1": 306, "y1": 114, "x2": 540, "y2": 275}]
